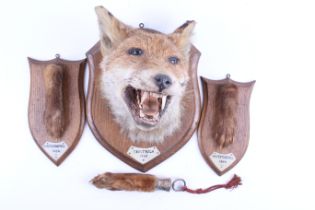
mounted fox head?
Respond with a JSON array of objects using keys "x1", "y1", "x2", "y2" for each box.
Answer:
[{"x1": 95, "y1": 6, "x2": 195, "y2": 143}]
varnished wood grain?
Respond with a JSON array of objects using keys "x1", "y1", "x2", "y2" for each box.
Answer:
[
  {"x1": 86, "y1": 42, "x2": 201, "y2": 172},
  {"x1": 28, "y1": 56, "x2": 86, "y2": 166},
  {"x1": 198, "y1": 77, "x2": 255, "y2": 175}
]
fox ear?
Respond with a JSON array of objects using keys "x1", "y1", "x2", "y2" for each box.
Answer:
[
  {"x1": 95, "y1": 6, "x2": 131, "y2": 56},
  {"x1": 169, "y1": 20, "x2": 196, "y2": 56}
]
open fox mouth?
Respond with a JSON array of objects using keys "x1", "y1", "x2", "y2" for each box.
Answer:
[{"x1": 124, "y1": 85, "x2": 171, "y2": 127}]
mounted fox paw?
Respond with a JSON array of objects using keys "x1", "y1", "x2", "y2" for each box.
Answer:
[
  {"x1": 43, "y1": 64, "x2": 65, "y2": 139},
  {"x1": 213, "y1": 84, "x2": 238, "y2": 149}
]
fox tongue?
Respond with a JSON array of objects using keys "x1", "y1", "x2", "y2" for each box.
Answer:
[{"x1": 141, "y1": 94, "x2": 160, "y2": 117}]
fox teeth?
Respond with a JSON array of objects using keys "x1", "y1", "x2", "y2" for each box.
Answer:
[
  {"x1": 136, "y1": 91, "x2": 140, "y2": 104},
  {"x1": 138, "y1": 89, "x2": 167, "y2": 111},
  {"x1": 161, "y1": 96, "x2": 167, "y2": 110},
  {"x1": 140, "y1": 109, "x2": 145, "y2": 118},
  {"x1": 141, "y1": 91, "x2": 149, "y2": 104},
  {"x1": 151, "y1": 92, "x2": 160, "y2": 98}
]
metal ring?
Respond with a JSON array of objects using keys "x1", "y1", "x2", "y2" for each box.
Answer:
[
  {"x1": 172, "y1": 179, "x2": 186, "y2": 192},
  {"x1": 226, "y1": 73, "x2": 231, "y2": 79},
  {"x1": 55, "y1": 54, "x2": 60, "y2": 59},
  {"x1": 139, "y1": 23, "x2": 144, "y2": 28}
]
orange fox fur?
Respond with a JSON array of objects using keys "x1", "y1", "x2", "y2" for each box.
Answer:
[
  {"x1": 43, "y1": 64, "x2": 65, "y2": 139},
  {"x1": 213, "y1": 84, "x2": 238, "y2": 149},
  {"x1": 91, "y1": 172, "x2": 156, "y2": 192},
  {"x1": 95, "y1": 6, "x2": 195, "y2": 143}
]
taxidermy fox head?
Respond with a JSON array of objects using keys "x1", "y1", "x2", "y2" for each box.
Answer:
[{"x1": 95, "y1": 6, "x2": 195, "y2": 143}]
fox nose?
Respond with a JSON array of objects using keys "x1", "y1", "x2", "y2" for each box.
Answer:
[{"x1": 154, "y1": 74, "x2": 172, "y2": 91}]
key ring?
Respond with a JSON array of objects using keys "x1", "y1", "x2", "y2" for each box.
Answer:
[
  {"x1": 139, "y1": 23, "x2": 144, "y2": 29},
  {"x1": 172, "y1": 179, "x2": 186, "y2": 192}
]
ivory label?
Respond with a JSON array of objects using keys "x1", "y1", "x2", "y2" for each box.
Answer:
[
  {"x1": 42, "y1": 141, "x2": 68, "y2": 160},
  {"x1": 210, "y1": 152, "x2": 236, "y2": 171},
  {"x1": 127, "y1": 146, "x2": 160, "y2": 164}
]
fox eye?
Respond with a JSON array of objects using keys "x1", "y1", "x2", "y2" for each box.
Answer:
[
  {"x1": 168, "y1": 56, "x2": 180, "y2": 65},
  {"x1": 128, "y1": 48, "x2": 143, "y2": 56}
]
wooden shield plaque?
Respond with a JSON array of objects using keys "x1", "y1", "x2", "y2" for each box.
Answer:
[
  {"x1": 28, "y1": 55, "x2": 86, "y2": 166},
  {"x1": 198, "y1": 76, "x2": 255, "y2": 175},
  {"x1": 86, "y1": 42, "x2": 201, "y2": 172}
]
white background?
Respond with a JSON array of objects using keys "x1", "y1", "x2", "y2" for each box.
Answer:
[{"x1": 0, "y1": 0, "x2": 314, "y2": 209}]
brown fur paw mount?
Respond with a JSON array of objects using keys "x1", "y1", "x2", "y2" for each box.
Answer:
[
  {"x1": 198, "y1": 75, "x2": 255, "y2": 175},
  {"x1": 213, "y1": 83, "x2": 238, "y2": 149},
  {"x1": 86, "y1": 6, "x2": 201, "y2": 172},
  {"x1": 28, "y1": 54, "x2": 86, "y2": 166},
  {"x1": 43, "y1": 64, "x2": 65, "y2": 138},
  {"x1": 91, "y1": 172, "x2": 171, "y2": 192}
]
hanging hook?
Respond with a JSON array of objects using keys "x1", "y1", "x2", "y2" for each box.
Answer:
[{"x1": 139, "y1": 23, "x2": 145, "y2": 29}]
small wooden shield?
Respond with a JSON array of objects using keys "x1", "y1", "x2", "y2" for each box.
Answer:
[
  {"x1": 28, "y1": 55, "x2": 86, "y2": 166},
  {"x1": 198, "y1": 76, "x2": 255, "y2": 175},
  {"x1": 86, "y1": 42, "x2": 201, "y2": 172}
]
